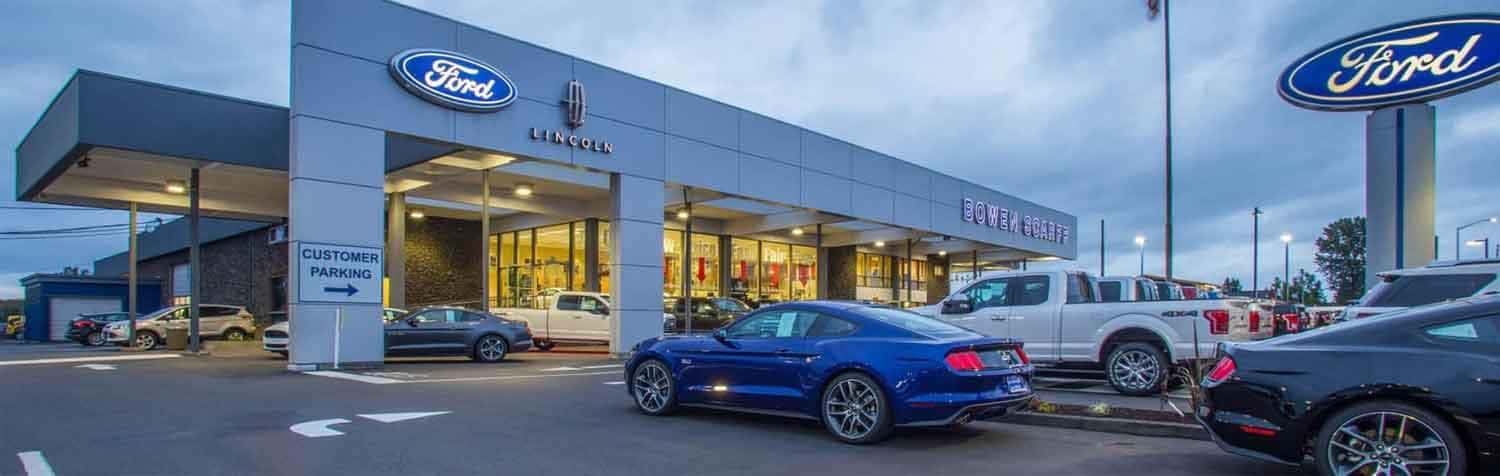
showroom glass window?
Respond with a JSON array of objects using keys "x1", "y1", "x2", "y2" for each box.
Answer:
[
  {"x1": 571, "y1": 223, "x2": 586, "y2": 291},
  {"x1": 791, "y1": 245, "x2": 816, "y2": 301},
  {"x1": 690, "y1": 234, "x2": 720, "y2": 298},
  {"x1": 597, "y1": 221, "x2": 611, "y2": 294},
  {"x1": 663, "y1": 230, "x2": 684, "y2": 297},
  {"x1": 730, "y1": 238, "x2": 759, "y2": 303},
  {"x1": 534, "y1": 224, "x2": 571, "y2": 295},
  {"x1": 762, "y1": 242, "x2": 790, "y2": 302}
]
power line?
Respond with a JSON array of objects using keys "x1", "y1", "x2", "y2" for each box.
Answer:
[
  {"x1": 0, "y1": 206, "x2": 123, "y2": 211},
  {"x1": 0, "y1": 231, "x2": 130, "y2": 241}
]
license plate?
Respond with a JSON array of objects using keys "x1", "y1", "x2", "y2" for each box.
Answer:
[{"x1": 1005, "y1": 375, "x2": 1029, "y2": 394}]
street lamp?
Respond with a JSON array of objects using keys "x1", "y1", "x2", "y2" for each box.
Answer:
[
  {"x1": 1134, "y1": 236, "x2": 1147, "y2": 276},
  {"x1": 1252, "y1": 208, "x2": 1263, "y2": 294},
  {"x1": 1467, "y1": 238, "x2": 1491, "y2": 259},
  {"x1": 1456, "y1": 216, "x2": 1497, "y2": 259},
  {"x1": 1280, "y1": 233, "x2": 1292, "y2": 297}
]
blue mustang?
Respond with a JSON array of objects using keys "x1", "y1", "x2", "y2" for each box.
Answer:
[{"x1": 625, "y1": 301, "x2": 1035, "y2": 444}]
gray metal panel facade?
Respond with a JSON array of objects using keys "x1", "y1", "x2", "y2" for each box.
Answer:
[
  {"x1": 286, "y1": 0, "x2": 1076, "y2": 259},
  {"x1": 14, "y1": 71, "x2": 291, "y2": 201},
  {"x1": 92, "y1": 218, "x2": 272, "y2": 275}
]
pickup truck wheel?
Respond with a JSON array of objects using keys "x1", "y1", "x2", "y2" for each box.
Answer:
[{"x1": 1106, "y1": 343, "x2": 1166, "y2": 396}]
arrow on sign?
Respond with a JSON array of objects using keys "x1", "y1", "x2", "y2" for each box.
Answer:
[
  {"x1": 357, "y1": 411, "x2": 451, "y2": 423},
  {"x1": 323, "y1": 284, "x2": 359, "y2": 296},
  {"x1": 75, "y1": 364, "x2": 116, "y2": 370}
]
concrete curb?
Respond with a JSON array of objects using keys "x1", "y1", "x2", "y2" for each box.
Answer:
[{"x1": 1003, "y1": 411, "x2": 1209, "y2": 441}]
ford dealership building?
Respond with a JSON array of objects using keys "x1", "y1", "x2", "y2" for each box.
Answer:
[{"x1": 15, "y1": 0, "x2": 1076, "y2": 369}]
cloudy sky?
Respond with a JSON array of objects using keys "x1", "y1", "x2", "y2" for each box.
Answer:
[{"x1": 2, "y1": 0, "x2": 1498, "y2": 299}]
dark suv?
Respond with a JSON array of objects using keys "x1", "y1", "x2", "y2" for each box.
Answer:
[{"x1": 663, "y1": 297, "x2": 750, "y2": 334}]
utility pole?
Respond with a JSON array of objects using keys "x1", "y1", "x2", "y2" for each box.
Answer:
[
  {"x1": 1148, "y1": 0, "x2": 1174, "y2": 280},
  {"x1": 1099, "y1": 220, "x2": 1106, "y2": 276},
  {"x1": 1252, "y1": 207, "x2": 1262, "y2": 295}
]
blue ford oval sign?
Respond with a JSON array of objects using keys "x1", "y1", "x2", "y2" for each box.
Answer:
[
  {"x1": 1278, "y1": 14, "x2": 1500, "y2": 111},
  {"x1": 389, "y1": 49, "x2": 517, "y2": 112}
]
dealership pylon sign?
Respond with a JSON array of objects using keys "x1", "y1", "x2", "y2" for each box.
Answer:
[
  {"x1": 1279, "y1": 14, "x2": 1499, "y2": 289},
  {"x1": 1278, "y1": 14, "x2": 1500, "y2": 111}
]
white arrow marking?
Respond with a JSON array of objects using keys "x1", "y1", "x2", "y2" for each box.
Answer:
[
  {"x1": 18, "y1": 451, "x2": 56, "y2": 476},
  {"x1": 75, "y1": 364, "x2": 116, "y2": 370},
  {"x1": 357, "y1": 411, "x2": 451, "y2": 423},
  {"x1": 289, "y1": 418, "x2": 351, "y2": 438}
]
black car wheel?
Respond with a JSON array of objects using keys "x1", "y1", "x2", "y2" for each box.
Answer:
[
  {"x1": 85, "y1": 331, "x2": 106, "y2": 347},
  {"x1": 631, "y1": 359, "x2": 677, "y2": 416},
  {"x1": 534, "y1": 340, "x2": 556, "y2": 351},
  {"x1": 135, "y1": 331, "x2": 159, "y2": 351},
  {"x1": 1315, "y1": 401, "x2": 1465, "y2": 476},
  {"x1": 472, "y1": 335, "x2": 508, "y2": 362},
  {"x1": 821, "y1": 372, "x2": 893, "y2": 444},
  {"x1": 1106, "y1": 342, "x2": 1167, "y2": 396}
]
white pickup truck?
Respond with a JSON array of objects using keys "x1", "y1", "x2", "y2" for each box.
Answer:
[
  {"x1": 492, "y1": 291, "x2": 673, "y2": 350},
  {"x1": 913, "y1": 270, "x2": 1259, "y2": 396}
]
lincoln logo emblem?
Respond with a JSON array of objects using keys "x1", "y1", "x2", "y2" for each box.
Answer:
[{"x1": 563, "y1": 80, "x2": 586, "y2": 129}]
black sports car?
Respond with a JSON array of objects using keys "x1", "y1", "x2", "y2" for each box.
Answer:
[
  {"x1": 1198, "y1": 295, "x2": 1500, "y2": 475},
  {"x1": 64, "y1": 312, "x2": 131, "y2": 346}
]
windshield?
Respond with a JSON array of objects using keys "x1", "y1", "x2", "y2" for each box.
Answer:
[
  {"x1": 1360, "y1": 273, "x2": 1496, "y2": 307},
  {"x1": 717, "y1": 299, "x2": 750, "y2": 312},
  {"x1": 140, "y1": 307, "x2": 178, "y2": 321},
  {"x1": 860, "y1": 307, "x2": 979, "y2": 339}
]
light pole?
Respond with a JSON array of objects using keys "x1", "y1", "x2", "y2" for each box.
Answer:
[
  {"x1": 1468, "y1": 239, "x2": 1491, "y2": 259},
  {"x1": 1134, "y1": 236, "x2": 1146, "y2": 276},
  {"x1": 1252, "y1": 208, "x2": 1262, "y2": 295},
  {"x1": 1456, "y1": 216, "x2": 1497, "y2": 259},
  {"x1": 1280, "y1": 233, "x2": 1292, "y2": 298},
  {"x1": 1147, "y1": 0, "x2": 1174, "y2": 280}
]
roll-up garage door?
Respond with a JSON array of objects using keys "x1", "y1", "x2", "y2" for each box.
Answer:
[{"x1": 48, "y1": 297, "x2": 122, "y2": 341}]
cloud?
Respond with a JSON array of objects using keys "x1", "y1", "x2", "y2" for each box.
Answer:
[{"x1": 1, "y1": 0, "x2": 1498, "y2": 294}]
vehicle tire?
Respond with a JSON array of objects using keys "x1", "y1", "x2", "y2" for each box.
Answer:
[
  {"x1": 1314, "y1": 400, "x2": 1466, "y2": 476},
  {"x1": 534, "y1": 340, "x2": 556, "y2": 351},
  {"x1": 821, "y1": 372, "x2": 894, "y2": 445},
  {"x1": 85, "y1": 332, "x2": 106, "y2": 347},
  {"x1": 630, "y1": 359, "x2": 677, "y2": 416},
  {"x1": 1106, "y1": 342, "x2": 1168, "y2": 397},
  {"x1": 275, "y1": 351, "x2": 288, "y2": 359},
  {"x1": 222, "y1": 328, "x2": 248, "y2": 342},
  {"x1": 472, "y1": 334, "x2": 508, "y2": 362},
  {"x1": 135, "y1": 331, "x2": 160, "y2": 351}
]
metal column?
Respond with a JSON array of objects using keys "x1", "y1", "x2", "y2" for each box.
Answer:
[
  {"x1": 188, "y1": 168, "x2": 201, "y2": 353},
  {"x1": 127, "y1": 202, "x2": 138, "y2": 345},
  {"x1": 480, "y1": 170, "x2": 491, "y2": 310}
]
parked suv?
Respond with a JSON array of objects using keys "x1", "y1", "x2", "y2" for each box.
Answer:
[
  {"x1": 105, "y1": 304, "x2": 255, "y2": 350},
  {"x1": 1341, "y1": 259, "x2": 1500, "y2": 321}
]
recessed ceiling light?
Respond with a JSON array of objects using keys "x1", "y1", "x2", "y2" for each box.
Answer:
[
  {"x1": 874, "y1": 241, "x2": 885, "y2": 248},
  {"x1": 677, "y1": 209, "x2": 690, "y2": 220},
  {"x1": 791, "y1": 227, "x2": 804, "y2": 236},
  {"x1": 409, "y1": 209, "x2": 425, "y2": 219},
  {"x1": 165, "y1": 180, "x2": 187, "y2": 195},
  {"x1": 514, "y1": 183, "x2": 534, "y2": 197}
]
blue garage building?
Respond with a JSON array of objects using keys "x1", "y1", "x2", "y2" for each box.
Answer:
[{"x1": 21, "y1": 273, "x2": 161, "y2": 342}]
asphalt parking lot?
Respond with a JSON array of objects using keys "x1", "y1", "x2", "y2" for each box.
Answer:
[{"x1": 0, "y1": 346, "x2": 1304, "y2": 476}]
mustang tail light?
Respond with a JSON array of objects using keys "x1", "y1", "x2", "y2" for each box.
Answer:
[
  {"x1": 944, "y1": 350, "x2": 984, "y2": 372},
  {"x1": 1203, "y1": 310, "x2": 1230, "y2": 335},
  {"x1": 1206, "y1": 356, "x2": 1237, "y2": 383}
]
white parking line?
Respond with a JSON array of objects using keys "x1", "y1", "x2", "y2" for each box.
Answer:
[
  {"x1": 577, "y1": 364, "x2": 624, "y2": 370},
  {"x1": 303, "y1": 371, "x2": 402, "y2": 385},
  {"x1": 602, "y1": 381, "x2": 625, "y2": 385},
  {"x1": 413, "y1": 370, "x2": 618, "y2": 384},
  {"x1": 0, "y1": 354, "x2": 179, "y2": 367},
  {"x1": 18, "y1": 451, "x2": 56, "y2": 476},
  {"x1": 539, "y1": 366, "x2": 581, "y2": 372}
]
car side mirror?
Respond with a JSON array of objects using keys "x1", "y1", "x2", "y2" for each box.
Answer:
[
  {"x1": 405, "y1": 318, "x2": 420, "y2": 327},
  {"x1": 941, "y1": 296, "x2": 973, "y2": 315},
  {"x1": 593, "y1": 306, "x2": 610, "y2": 316},
  {"x1": 713, "y1": 328, "x2": 729, "y2": 343}
]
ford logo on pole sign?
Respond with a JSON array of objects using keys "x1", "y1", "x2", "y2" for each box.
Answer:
[
  {"x1": 1278, "y1": 14, "x2": 1500, "y2": 111},
  {"x1": 389, "y1": 49, "x2": 517, "y2": 112}
]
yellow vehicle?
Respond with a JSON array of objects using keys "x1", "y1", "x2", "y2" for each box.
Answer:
[{"x1": 5, "y1": 315, "x2": 23, "y2": 339}]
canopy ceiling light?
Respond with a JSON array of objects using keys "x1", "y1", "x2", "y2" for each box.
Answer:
[
  {"x1": 677, "y1": 209, "x2": 690, "y2": 220},
  {"x1": 165, "y1": 179, "x2": 187, "y2": 195},
  {"x1": 409, "y1": 209, "x2": 426, "y2": 219},
  {"x1": 514, "y1": 183, "x2": 534, "y2": 197},
  {"x1": 791, "y1": 227, "x2": 805, "y2": 236}
]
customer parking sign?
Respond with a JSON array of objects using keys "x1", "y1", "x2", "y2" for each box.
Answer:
[{"x1": 296, "y1": 242, "x2": 383, "y2": 304}]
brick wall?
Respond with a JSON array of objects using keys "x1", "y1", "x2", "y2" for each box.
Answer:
[
  {"x1": 403, "y1": 216, "x2": 482, "y2": 307},
  {"x1": 137, "y1": 226, "x2": 286, "y2": 321}
]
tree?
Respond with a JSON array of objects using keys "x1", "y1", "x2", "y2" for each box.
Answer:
[
  {"x1": 1220, "y1": 277, "x2": 1243, "y2": 294},
  {"x1": 1315, "y1": 217, "x2": 1366, "y2": 304},
  {"x1": 1271, "y1": 269, "x2": 1328, "y2": 305}
]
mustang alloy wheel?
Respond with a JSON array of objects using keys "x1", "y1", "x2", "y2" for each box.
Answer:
[
  {"x1": 631, "y1": 360, "x2": 676, "y2": 415},
  {"x1": 474, "y1": 335, "x2": 508, "y2": 362},
  {"x1": 1106, "y1": 343, "x2": 1166, "y2": 396},
  {"x1": 821, "y1": 373, "x2": 893, "y2": 444},
  {"x1": 86, "y1": 332, "x2": 106, "y2": 347},
  {"x1": 1315, "y1": 401, "x2": 1465, "y2": 476}
]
